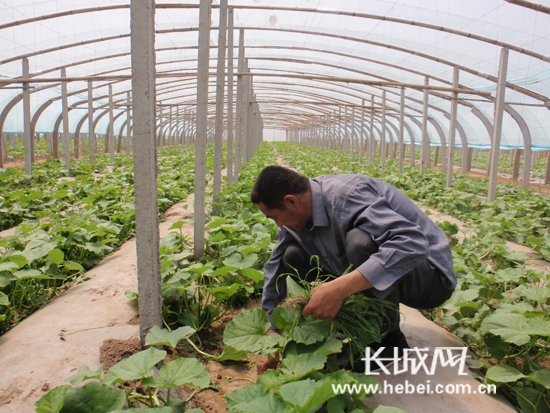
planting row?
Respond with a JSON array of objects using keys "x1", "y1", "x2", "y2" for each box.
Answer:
[{"x1": 0, "y1": 146, "x2": 202, "y2": 334}]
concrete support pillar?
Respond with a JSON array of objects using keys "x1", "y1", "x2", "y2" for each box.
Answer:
[
  {"x1": 166, "y1": 106, "x2": 171, "y2": 152},
  {"x1": 369, "y1": 96, "x2": 374, "y2": 165},
  {"x1": 359, "y1": 100, "x2": 365, "y2": 163},
  {"x1": 343, "y1": 106, "x2": 349, "y2": 156},
  {"x1": 488, "y1": 48, "x2": 509, "y2": 201},
  {"x1": 0, "y1": 134, "x2": 5, "y2": 168},
  {"x1": 109, "y1": 85, "x2": 115, "y2": 163},
  {"x1": 234, "y1": 28, "x2": 245, "y2": 182},
  {"x1": 213, "y1": 0, "x2": 227, "y2": 215},
  {"x1": 127, "y1": 91, "x2": 131, "y2": 155},
  {"x1": 226, "y1": 7, "x2": 234, "y2": 185},
  {"x1": 337, "y1": 107, "x2": 342, "y2": 156},
  {"x1": 22, "y1": 58, "x2": 32, "y2": 176},
  {"x1": 131, "y1": 0, "x2": 162, "y2": 345},
  {"x1": 175, "y1": 106, "x2": 179, "y2": 151},
  {"x1": 61, "y1": 68, "x2": 71, "y2": 176},
  {"x1": 194, "y1": 0, "x2": 212, "y2": 259},
  {"x1": 88, "y1": 81, "x2": 95, "y2": 165},
  {"x1": 398, "y1": 87, "x2": 405, "y2": 174},
  {"x1": 420, "y1": 77, "x2": 429, "y2": 174},
  {"x1": 350, "y1": 107, "x2": 355, "y2": 161},
  {"x1": 446, "y1": 67, "x2": 459, "y2": 187},
  {"x1": 381, "y1": 91, "x2": 387, "y2": 172},
  {"x1": 243, "y1": 61, "x2": 250, "y2": 166}
]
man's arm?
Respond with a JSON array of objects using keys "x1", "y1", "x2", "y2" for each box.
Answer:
[{"x1": 303, "y1": 180, "x2": 430, "y2": 322}]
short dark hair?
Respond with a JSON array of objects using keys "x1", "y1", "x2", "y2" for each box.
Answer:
[{"x1": 251, "y1": 166, "x2": 310, "y2": 210}]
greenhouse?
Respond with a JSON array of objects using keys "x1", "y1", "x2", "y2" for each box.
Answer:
[{"x1": 1, "y1": 1, "x2": 550, "y2": 412}]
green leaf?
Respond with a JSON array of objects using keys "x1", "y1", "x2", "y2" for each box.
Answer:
[
  {"x1": 168, "y1": 220, "x2": 185, "y2": 230},
  {"x1": 279, "y1": 370, "x2": 379, "y2": 412},
  {"x1": 66, "y1": 365, "x2": 103, "y2": 386},
  {"x1": 23, "y1": 238, "x2": 57, "y2": 262},
  {"x1": 484, "y1": 335, "x2": 510, "y2": 360},
  {"x1": 225, "y1": 383, "x2": 270, "y2": 408},
  {"x1": 83, "y1": 242, "x2": 112, "y2": 254},
  {"x1": 211, "y1": 345, "x2": 248, "y2": 362},
  {"x1": 225, "y1": 385, "x2": 291, "y2": 413},
  {"x1": 0, "y1": 262, "x2": 19, "y2": 272},
  {"x1": 139, "y1": 376, "x2": 166, "y2": 388},
  {"x1": 212, "y1": 265, "x2": 239, "y2": 276},
  {"x1": 125, "y1": 290, "x2": 139, "y2": 300},
  {"x1": 13, "y1": 269, "x2": 51, "y2": 280},
  {"x1": 526, "y1": 369, "x2": 550, "y2": 389},
  {"x1": 325, "y1": 395, "x2": 346, "y2": 413},
  {"x1": 145, "y1": 325, "x2": 196, "y2": 351},
  {"x1": 63, "y1": 261, "x2": 85, "y2": 272},
  {"x1": 209, "y1": 284, "x2": 245, "y2": 301},
  {"x1": 59, "y1": 382, "x2": 125, "y2": 413},
  {"x1": 286, "y1": 277, "x2": 306, "y2": 297},
  {"x1": 54, "y1": 190, "x2": 68, "y2": 200},
  {"x1": 48, "y1": 249, "x2": 64, "y2": 265},
  {"x1": 278, "y1": 378, "x2": 327, "y2": 413},
  {"x1": 111, "y1": 408, "x2": 175, "y2": 413},
  {"x1": 373, "y1": 407, "x2": 408, "y2": 413},
  {"x1": 237, "y1": 268, "x2": 264, "y2": 283},
  {"x1": 271, "y1": 306, "x2": 331, "y2": 345},
  {"x1": 256, "y1": 369, "x2": 286, "y2": 389},
  {"x1": 159, "y1": 357, "x2": 210, "y2": 388},
  {"x1": 34, "y1": 384, "x2": 70, "y2": 413},
  {"x1": 520, "y1": 287, "x2": 550, "y2": 302},
  {"x1": 485, "y1": 365, "x2": 525, "y2": 383},
  {"x1": 102, "y1": 347, "x2": 167, "y2": 385},
  {"x1": 444, "y1": 289, "x2": 480, "y2": 305},
  {"x1": 284, "y1": 337, "x2": 343, "y2": 357},
  {"x1": 279, "y1": 353, "x2": 327, "y2": 381},
  {"x1": 220, "y1": 246, "x2": 238, "y2": 257},
  {"x1": 523, "y1": 317, "x2": 550, "y2": 337},
  {"x1": 209, "y1": 232, "x2": 226, "y2": 242},
  {"x1": 516, "y1": 387, "x2": 550, "y2": 413},
  {"x1": 223, "y1": 253, "x2": 258, "y2": 269},
  {"x1": 0, "y1": 272, "x2": 16, "y2": 288},
  {"x1": 0, "y1": 291, "x2": 9, "y2": 306},
  {"x1": 5, "y1": 254, "x2": 27, "y2": 268},
  {"x1": 223, "y1": 309, "x2": 287, "y2": 355},
  {"x1": 480, "y1": 314, "x2": 530, "y2": 345}
]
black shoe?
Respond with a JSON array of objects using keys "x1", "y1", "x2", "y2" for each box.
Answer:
[{"x1": 346, "y1": 329, "x2": 410, "y2": 374}]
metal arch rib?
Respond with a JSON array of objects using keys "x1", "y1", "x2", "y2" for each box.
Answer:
[
  {"x1": 1, "y1": 26, "x2": 547, "y2": 105},
  {"x1": 2, "y1": 3, "x2": 550, "y2": 62}
]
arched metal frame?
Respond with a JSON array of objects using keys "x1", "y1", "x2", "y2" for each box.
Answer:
[{"x1": 0, "y1": 1, "x2": 549, "y2": 185}]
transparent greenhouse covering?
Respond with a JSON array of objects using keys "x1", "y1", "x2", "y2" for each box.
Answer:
[{"x1": 1, "y1": 0, "x2": 550, "y2": 151}]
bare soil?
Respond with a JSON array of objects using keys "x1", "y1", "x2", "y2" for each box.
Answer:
[{"x1": 96, "y1": 305, "x2": 261, "y2": 413}]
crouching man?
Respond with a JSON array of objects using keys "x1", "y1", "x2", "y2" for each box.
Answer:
[{"x1": 251, "y1": 165, "x2": 457, "y2": 372}]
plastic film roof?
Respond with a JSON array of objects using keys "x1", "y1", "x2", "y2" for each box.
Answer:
[{"x1": 1, "y1": 0, "x2": 550, "y2": 150}]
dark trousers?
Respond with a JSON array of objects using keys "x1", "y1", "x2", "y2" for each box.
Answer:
[{"x1": 281, "y1": 228, "x2": 454, "y2": 332}]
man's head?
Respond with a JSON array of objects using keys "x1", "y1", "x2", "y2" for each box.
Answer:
[{"x1": 251, "y1": 166, "x2": 312, "y2": 231}]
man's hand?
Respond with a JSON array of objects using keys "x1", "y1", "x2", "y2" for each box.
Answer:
[
  {"x1": 302, "y1": 281, "x2": 345, "y2": 322},
  {"x1": 302, "y1": 269, "x2": 374, "y2": 322}
]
